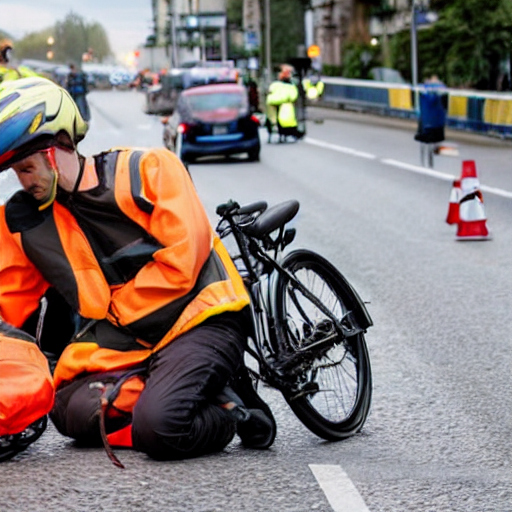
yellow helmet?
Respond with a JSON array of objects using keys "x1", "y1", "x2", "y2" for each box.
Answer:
[{"x1": 0, "y1": 77, "x2": 88, "y2": 171}]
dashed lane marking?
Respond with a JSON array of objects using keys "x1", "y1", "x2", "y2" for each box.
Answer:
[
  {"x1": 305, "y1": 138, "x2": 377, "y2": 160},
  {"x1": 305, "y1": 137, "x2": 512, "y2": 199},
  {"x1": 309, "y1": 464, "x2": 371, "y2": 512}
]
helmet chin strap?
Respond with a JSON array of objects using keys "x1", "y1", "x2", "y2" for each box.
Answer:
[{"x1": 38, "y1": 147, "x2": 59, "y2": 211}]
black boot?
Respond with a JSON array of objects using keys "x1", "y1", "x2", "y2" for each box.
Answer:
[{"x1": 217, "y1": 367, "x2": 276, "y2": 449}]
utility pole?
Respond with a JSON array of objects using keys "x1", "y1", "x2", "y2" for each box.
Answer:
[
  {"x1": 410, "y1": 0, "x2": 419, "y2": 111},
  {"x1": 265, "y1": 0, "x2": 271, "y2": 88}
]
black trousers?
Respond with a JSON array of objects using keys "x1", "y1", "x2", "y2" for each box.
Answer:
[{"x1": 51, "y1": 311, "x2": 247, "y2": 460}]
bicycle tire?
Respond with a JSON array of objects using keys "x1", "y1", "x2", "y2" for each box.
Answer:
[
  {"x1": 273, "y1": 249, "x2": 372, "y2": 441},
  {"x1": 0, "y1": 415, "x2": 48, "y2": 462}
]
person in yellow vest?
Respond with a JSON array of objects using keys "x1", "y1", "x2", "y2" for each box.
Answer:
[
  {"x1": 302, "y1": 73, "x2": 324, "y2": 102},
  {"x1": 0, "y1": 77, "x2": 276, "y2": 463},
  {"x1": 265, "y1": 64, "x2": 304, "y2": 142},
  {"x1": 0, "y1": 39, "x2": 38, "y2": 83}
]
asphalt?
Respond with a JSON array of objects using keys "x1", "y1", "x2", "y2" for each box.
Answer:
[{"x1": 307, "y1": 103, "x2": 512, "y2": 148}]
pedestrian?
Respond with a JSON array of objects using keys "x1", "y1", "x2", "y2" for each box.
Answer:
[
  {"x1": 66, "y1": 63, "x2": 91, "y2": 122},
  {"x1": 423, "y1": 74, "x2": 446, "y2": 90},
  {"x1": 0, "y1": 39, "x2": 39, "y2": 83},
  {"x1": 265, "y1": 64, "x2": 304, "y2": 142},
  {"x1": 247, "y1": 79, "x2": 260, "y2": 113},
  {"x1": 0, "y1": 77, "x2": 276, "y2": 464},
  {"x1": 302, "y1": 72, "x2": 325, "y2": 102}
]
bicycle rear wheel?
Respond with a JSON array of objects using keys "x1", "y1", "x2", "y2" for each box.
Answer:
[{"x1": 273, "y1": 250, "x2": 372, "y2": 441}]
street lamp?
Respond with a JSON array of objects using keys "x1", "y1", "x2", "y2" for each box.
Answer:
[{"x1": 46, "y1": 36, "x2": 54, "y2": 60}]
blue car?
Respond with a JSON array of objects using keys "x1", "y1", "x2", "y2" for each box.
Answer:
[{"x1": 162, "y1": 82, "x2": 261, "y2": 164}]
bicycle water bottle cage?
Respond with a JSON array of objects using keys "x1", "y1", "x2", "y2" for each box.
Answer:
[{"x1": 242, "y1": 200, "x2": 299, "y2": 240}]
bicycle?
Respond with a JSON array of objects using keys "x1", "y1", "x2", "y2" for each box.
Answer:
[
  {"x1": 215, "y1": 199, "x2": 373, "y2": 440},
  {"x1": 0, "y1": 416, "x2": 47, "y2": 462}
]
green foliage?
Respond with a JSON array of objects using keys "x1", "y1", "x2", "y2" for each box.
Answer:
[
  {"x1": 269, "y1": 0, "x2": 306, "y2": 66},
  {"x1": 388, "y1": 31, "x2": 411, "y2": 80},
  {"x1": 227, "y1": 0, "x2": 243, "y2": 28},
  {"x1": 342, "y1": 42, "x2": 379, "y2": 79},
  {"x1": 86, "y1": 22, "x2": 111, "y2": 61},
  {"x1": 433, "y1": 0, "x2": 512, "y2": 88},
  {"x1": 322, "y1": 64, "x2": 343, "y2": 77},
  {"x1": 12, "y1": 11, "x2": 112, "y2": 64},
  {"x1": 15, "y1": 30, "x2": 55, "y2": 61},
  {"x1": 390, "y1": 0, "x2": 512, "y2": 89},
  {"x1": 225, "y1": 0, "x2": 305, "y2": 74}
]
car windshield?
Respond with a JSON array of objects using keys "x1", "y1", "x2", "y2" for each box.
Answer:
[{"x1": 185, "y1": 92, "x2": 248, "y2": 113}]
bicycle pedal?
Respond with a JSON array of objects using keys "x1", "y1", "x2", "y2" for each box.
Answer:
[{"x1": 289, "y1": 382, "x2": 320, "y2": 400}]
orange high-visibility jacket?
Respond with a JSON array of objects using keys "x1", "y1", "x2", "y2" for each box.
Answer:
[{"x1": 0, "y1": 148, "x2": 249, "y2": 389}]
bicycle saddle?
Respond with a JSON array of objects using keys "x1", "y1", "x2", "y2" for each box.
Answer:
[{"x1": 242, "y1": 200, "x2": 299, "y2": 239}]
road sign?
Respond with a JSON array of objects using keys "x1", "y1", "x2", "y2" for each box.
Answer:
[{"x1": 307, "y1": 45, "x2": 321, "y2": 58}]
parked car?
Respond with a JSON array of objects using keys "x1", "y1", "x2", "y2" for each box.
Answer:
[
  {"x1": 162, "y1": 82, "x2": 261, "y2": 164},
  {"x1": 146, "y1": 64, "x2": 239, "y2": 115}
]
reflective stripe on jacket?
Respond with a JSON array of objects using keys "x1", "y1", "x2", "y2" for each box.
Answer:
[
  {"x1": 0, "y1": 148, "x2": 250, "y2": 387},
  {"x1": 0, "y1": 65, "x2": 38, "y2": 82},
  {"x1": 266, "y1": 80, "x2": 298, "y2": 128},
  {"x1": 303, "y1": 78, "x2": 324, "y2": 101}
]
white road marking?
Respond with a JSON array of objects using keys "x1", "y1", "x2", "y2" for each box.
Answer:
[
  {"x1": 305, "y1": 138, "x2": 377, "y2": 160},
  {"x1": 380, "y1": 158, "x2": 455, "y2": 181},
  {"x1": 310, "y1": 464, "x2": 371, "y2": 512},
  {"x1": 479, "y1": 184, "x2": 512, "y2": 199},
  {"x1": 306, "y1": 138, "x2": 512, "y2": 199}
]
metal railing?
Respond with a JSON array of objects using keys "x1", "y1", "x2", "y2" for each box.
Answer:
[{"x1": 319, "y1": 77, "x2": 512, "y2": 139}]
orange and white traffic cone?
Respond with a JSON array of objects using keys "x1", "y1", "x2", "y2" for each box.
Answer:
[
  {"x1": 446, "y1": 178, "x2": 461, "y2": 225},
  {"x1": 456, "y1": 160, "x2": 491, "y2": 241}
]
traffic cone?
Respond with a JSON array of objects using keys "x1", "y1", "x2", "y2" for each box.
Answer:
[
  {"x1": 445, "y1": 178, "x2": 461, "y2": 225},
  {"x1": 459, "y1": 160, "x2": 481, "y2": 196},
  {"x1": 456, "y1": 160, "x2": 491, "y2": 241}
]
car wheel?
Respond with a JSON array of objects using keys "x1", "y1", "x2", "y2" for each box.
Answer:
[{"x1": 248, "y1": 149, "x2": 260, "y2": 162}]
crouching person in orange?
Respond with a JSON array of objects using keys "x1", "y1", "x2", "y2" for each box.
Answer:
[{"x1": 0, "y1": 77, "x2": 276, "y2": 465}]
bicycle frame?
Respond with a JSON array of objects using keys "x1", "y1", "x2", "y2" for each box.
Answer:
[{"x1": 215, "y1": 200, "x2": 371, "y2": 393}]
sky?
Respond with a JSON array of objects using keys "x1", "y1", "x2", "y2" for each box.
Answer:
[{"x1": 1, "y1": 0, "x2": 154, "y2": 62}]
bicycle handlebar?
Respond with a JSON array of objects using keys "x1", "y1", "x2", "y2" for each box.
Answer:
[{"x1": 216, "y1": 200, "x2": 268, "y2": 217}]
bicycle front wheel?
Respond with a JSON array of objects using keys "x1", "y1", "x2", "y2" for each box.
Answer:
[{"x1": 274, "y1": 250, "x2": 372, "y2": 441}]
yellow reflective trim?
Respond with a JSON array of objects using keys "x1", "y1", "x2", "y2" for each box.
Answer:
[
  {"x1": 28, "y1": 111, "x2": 43, "y2": 134},
  {"x1": 497, "y1": 100, "x2": 512, "y2": 126},
  {"x1": 388, "y1": 88, "x2": 412, "y2": 110},
  {"x1": 484, "y1": 98, "x2": 512, "y2": 126},
  {"x1": 448, "y1": 96, "x2": 467, "y2": 118}
]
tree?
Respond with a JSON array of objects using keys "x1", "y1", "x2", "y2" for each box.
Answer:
[
  {"x1": 15, "y1": 30, "x2": 55, "y2": 61},
  {"x1": 348, "y1": 0, "x2": 382, "y2": 44},
  {"x1": 227, "y1": 0, "x2": 244, "y2": 28},
  {"x1": 268, "y1": 0, "x2": 306, "y2": 68},
  {"x1": 226, "y1": 0, "x2": 306, "y2": 74},
  {"x1": 432, "y1": 0, "x2": 512, "y2": 89},
  {"x1": 86, "y1": 22, "x2": 111, "y2": 62},
  {"x1": 390, "y1": 0, "x2": 512, "y2": 90},
  {"x1": 13, "y1": 12, "x2": 112, "y2": 64}
]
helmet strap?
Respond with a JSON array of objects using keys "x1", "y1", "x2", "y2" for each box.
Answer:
[{"x1": 38, "y1": 147, "x2": 59, "y2": 211}]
